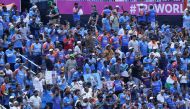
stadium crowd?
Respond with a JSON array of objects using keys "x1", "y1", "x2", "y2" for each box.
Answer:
[{"x1": 0, "y1": 1, "x2": 190, "y2": 109}]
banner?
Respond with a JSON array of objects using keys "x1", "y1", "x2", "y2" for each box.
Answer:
[
  {"x1": 0, "y1": 0, "x2": 21, "y2": 11},
  {"x1": 57, "y1": 0, "x2": 183, "y2": 15},
  {"x1": 83, "y1": 73, "x2": 102, "y2": 89},
  {"x1": 45, "y1": 71, "x2": 57, "y2": 84}
]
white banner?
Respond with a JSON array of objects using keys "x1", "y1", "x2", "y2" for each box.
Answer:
[{"x1": 45, "y1": 71, "x2": 57, "y2": 84}]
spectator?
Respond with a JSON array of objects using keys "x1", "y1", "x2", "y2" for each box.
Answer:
[
  {"x1": 73, "y1": 3, "x2": 83, "y2": 26},
  {"x1": 29, "y1": 90, "x2": 42, "y2": 109}
]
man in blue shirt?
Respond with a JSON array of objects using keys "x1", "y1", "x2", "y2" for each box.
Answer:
[
  {"x1": 139, "y1": 37, "x2": 148, "y2": 58},
  {"x1": 73, "y1": 3, "x2": 82, "y2": 26},
  {"x1": 0, "y1": 46, "x2": 5, "y2": 70},
  {"x1": 5, "y1": 44, "x2": 16, "y2": 71},
  {"x1": 138, "y1": 5, "x2": 146, "y2": 27},
  {"x1": 14, "y1": 64, "x2": 26, "y2": 89},
  {"x1": 119, "y1": 11, "x2": 130, "y2": 28},
  {"x1": 147, "y1": 5, "x2": 156, "y2": 29},
  {"x1": 120, "y1": 29, "x2": 130, "y2": 54},
  {"x1": 12, "y1": 30, "x2": 23, "y2": 54},
  {"x1": 102, "y1": 15, "x2": 111, "y2": 32}
]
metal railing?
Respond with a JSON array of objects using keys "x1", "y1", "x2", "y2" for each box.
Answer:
[{"x1": 18, "y1": 53, "x2": 41, "y2": 69}]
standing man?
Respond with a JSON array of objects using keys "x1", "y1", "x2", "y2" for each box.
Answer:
[
  {"x1": 120, "y1": 29, "x2": 130, "y2": 54},
  {"x1": 30, "y1": 90, "x2": 42, "y2": 109},
  {"x1": 73, "y1": 3, "x2": 83, "y2": 26},
  {"x1": 88, "y1": 5, "x2": 99, "y2": 30},
  {"x1": 138, "y1": 4, "x2": 146, "y2": 28},
  {"x1": 102, "y1": 14, "x2": 111, "y2": 32},
  {"x1": 12, "y1": 30, "x2": 23, "y2": 54},
  {"x1": 47, "y1": 3, "x2": 60, "y2": 24},
  {"x1": 5, "y1": 44, "x2": 16, "y2": 71},
  {"x1": 147, "y1": 5, "x2": 156, "y2": 29},
  {"x1": 110, "y1": 11, "x2": 119, "y2": 32},
  {"x1": 30, "y1": 39, "x2": 42, "y2": 71}
]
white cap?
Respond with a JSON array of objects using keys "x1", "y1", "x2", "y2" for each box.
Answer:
[
  {"x1": 128, "y1": 30, "x2": 133, "y2": 35},
  {"x1": 29, "y1": 35, "x2": 33, "y2": 39},
  {"x1": 133, "y1": 85, "x2": 137, "y2": 88},
  {"x1": 77, "y1": 41, "x2": 81, "y2": 44},
  {"x1": 149, "y1": 97, "x2": 154, "y2": 100},
  {"x1": 10, "y1": 96, "x2": 15, "y2": 99},
  {"x1": 116, "y1": 5, "x2": 120, "y2": 8},
  {"x1": 49, "y1": 49, "x2": 53, "y2": 52},
  {"x1": 129, "y1": 47, "x2": 134, "y2": 50},
  {"x1": 32, "y1": 5, "x2": 37, "y2": 9},
  {"x1": 13, "y1": 101, "x2": 19, "y2": 104},
  {"x1": 68, "y1": 49, "x2": 72, "y2": 52}
]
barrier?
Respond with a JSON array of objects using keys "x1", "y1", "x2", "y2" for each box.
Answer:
[
  {"x1": 57, "y1": 0, "x2": 184, "y2": 15},
  {"x1": 18, "y1": 53, "x2": 41, "y2": 69}
]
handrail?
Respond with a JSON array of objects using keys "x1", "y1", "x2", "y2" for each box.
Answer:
[
  {"x1": 18, "y1": 53, "x2": 41, "y2": 69},
  {"x1": 23, "y1": 66, "x2": 36, "y2": 75}
]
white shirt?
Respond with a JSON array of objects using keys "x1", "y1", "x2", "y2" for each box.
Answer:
[
  {"x1": 179, "y1": 40, "x2": 187, "y2": 48},
  {"x1": 148, "y1": 41, "x2": 159, "y2": 50},
  {"x1": 166, "y1": 76, "x2": 175, "y2": 84},
  {"x1": 19, "y1": 27, "x2": 29, "y2": 38},
  {"x1": 179, "y1": 74, "x2": 188, "y2": 83},
  {"x1": 81, "y1": 88, "x2": 92, "y2": 99},
  {"x1": 33, "y1": 77, "x2": 44, "y2": 93},
  {"x1": 128, "y1": 40, "x2": 139, "y2": 52},
  {"x1": 5, "y1": 68, "x2": 13, "y2": 76},
  {"x1": 106, "y1": 81, "x2": 114, "y2": 90},
  {"x1": 71, "y1": 81, "x2": 83, "y2": 91},
  {"x1": 118, "y1": 28, "x2": 124, "y2": 36},
  {"x1": 157, "y1": 93, "x2": 165, "y2": 103},
  {"x1": 74, "y1": 45, "x2": 81, "y2": 54},
  {"x1": 29, "y1": 95, "x2": 41, "y2": 109}
]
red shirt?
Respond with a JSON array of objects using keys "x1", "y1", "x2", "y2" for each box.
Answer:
[{"x1": 63, "y1": 38, "x2": 75, "y2": 50}]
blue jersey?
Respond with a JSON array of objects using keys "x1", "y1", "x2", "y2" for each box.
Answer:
[
  {"x1": 53, "y1": 96, "x2": 61, "y2": 109},
  {"x1": 118, "y1": 93, "x2": 126, "y2": 104},
  {"x1": 152, "y1": 80, "x2": 162, "y2": 95},
  {"x1": 63, "y1": 95, "x2": 73, "y2": 109},
  {"x1": 101, "y1": 36, "x2": 109, "y2": 48},
  {"x1": 138, "y1": 10, "x2": 146, "y2": 22},
  {"x1": 148, "y1": 9, "x2": 156, "y2": 22},
  {"x1": 13, "y1": 34, "x2": 23, "y2": 48},
  {"x1": 2, "y1": 11, "x2": 10, "y2": 22},
  {"x1": 83, "y1": 63, "x2": 91, "y2": 74},
  {"x1": 139, "y1": 41, "x2": 148, "y2": 56},
  {"x1": 15, "y1": 69, "x2": 25, "y2": 87},
  {"x1": 126, "y1": 52, "x2": 135, "y2": 65},
  {"x1": 103, "y1": 9, "x2": 111, "y2": 16},
  {"x1": 0, "y1": 21, "x2": 3, "y2": 37},
  {"x1": 119, "y1": 15, "x2": 130, "y2": 25},
  {"x1": 121, "y1": 35, "x2": 129, "y2": 46},
  {"x1": 111, "y1": 37, "x2": 120, "y2": 49},
  {"x1": 102, "y1": 18, "x2": 111, "y2": 32},
  {"x1": 5, "y1": 49, "x2": 16, "y2": 63},
  {"x1": 114, "y1": 80, "x2": 123, "y2": 92}
]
